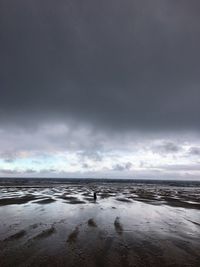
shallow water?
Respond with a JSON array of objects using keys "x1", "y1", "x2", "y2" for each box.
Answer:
[{"x1": 0, "y1": 182, "x2": 200, "y2": 267}]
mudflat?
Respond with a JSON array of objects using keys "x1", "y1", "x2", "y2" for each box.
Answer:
[{"x1": 0, "y1": 180, "x2": 200, "y2": 267}]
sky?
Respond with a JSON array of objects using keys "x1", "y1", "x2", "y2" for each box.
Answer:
[{"x1": 0, "y1": 0, "x2": 200, "y2": 179}]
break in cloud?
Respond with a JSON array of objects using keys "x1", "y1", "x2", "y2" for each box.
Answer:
[{"x1": 0, "y1": 0, "x2": 200, "y2": 179}]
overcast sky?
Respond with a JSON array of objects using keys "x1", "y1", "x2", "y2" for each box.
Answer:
[{"x1": 0, "y1": 0, "x2": 200, "y2": 179}]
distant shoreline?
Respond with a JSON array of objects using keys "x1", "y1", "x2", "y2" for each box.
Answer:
[{"x1": 0, "y1": 177, "x2": 200, "y2": 187}]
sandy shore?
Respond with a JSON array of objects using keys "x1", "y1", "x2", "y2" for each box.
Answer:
[{"x1": 0, "y1": 182, "x2": 200, "y2": 267}]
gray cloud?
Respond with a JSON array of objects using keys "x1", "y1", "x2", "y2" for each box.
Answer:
[
  {"x1": 0, "y1": 168, "x2": 57, "y2": 177},
  {"x1": 77, "y1": 151, "x2": 103, "y2": 162},
  {"x1": 82, "y1": 163, "x2": 89, "y2": 169},
  {"x1": 151, "y1": 141, "x2": 182, "y2": 154},
  {"x1": 188, "y1": 147, "x2": 200, "y2": 156},
  {"x1": 25, "y1": 169, "x2": 37, "y2": 174},
  {"x1": 0, "y1": 151, "x2": 18, "y2": 163},
  {"x1": 0, "y1": 169, "x2": 18, "y2": 175},
  {"x1": 3, "y1": 159, "x2": 15, "y2": 163},
  {"x1": 112, "y1": 162, "x2": 133, "y2": 171},
  {"x1": 157, "y1": 163, "x2": 200, "y2": 172}
]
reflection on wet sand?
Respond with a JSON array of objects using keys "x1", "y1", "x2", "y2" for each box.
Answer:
[
  {"x1": 114, "y1": 217, "x2": 123, "y2": 235},
  {"x1": 0, "y1": 181, "x2": 200, "y2": 267}
]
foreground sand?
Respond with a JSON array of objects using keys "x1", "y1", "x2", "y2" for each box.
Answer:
[{"x1": 0, "y1": 181, "x2": 200, "y2": 267}]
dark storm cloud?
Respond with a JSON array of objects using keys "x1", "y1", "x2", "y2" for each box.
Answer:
[{"x1": 1, "y1": 0, "x2": 200, "y2": 131}]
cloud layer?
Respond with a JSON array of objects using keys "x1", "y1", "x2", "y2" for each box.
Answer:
[{"x1": 0, "y1": 1, "x2": 200, "y2": 178}]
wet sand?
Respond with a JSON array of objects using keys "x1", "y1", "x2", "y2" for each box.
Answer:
[{"x1": 0, "y1": 180, "x2": 200, "y2": 267}]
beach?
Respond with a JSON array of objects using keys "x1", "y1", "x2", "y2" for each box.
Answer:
[{"x1": 0, "y1": 179, "x2": 200, "y2": 267}]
